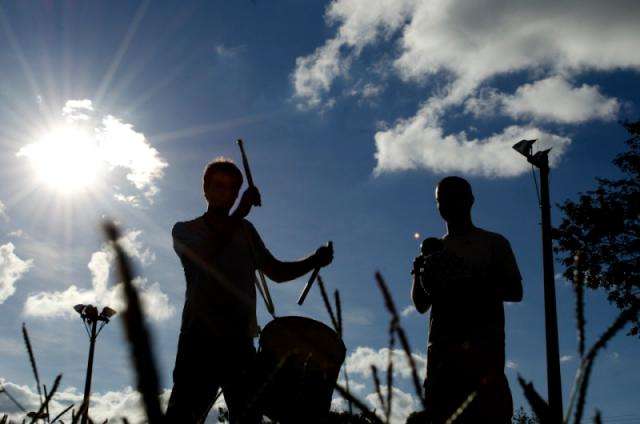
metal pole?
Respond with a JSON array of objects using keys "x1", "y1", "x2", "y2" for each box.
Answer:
[
  {"x1": 537, "y1": 154, "x2": 563, "y2": 422},
  {"x1": 81, "y1": 318, "x2": 98, "y2": 424}
]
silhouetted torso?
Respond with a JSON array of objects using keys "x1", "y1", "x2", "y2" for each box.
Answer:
[
  {"x1": 428, "y1": 227, "x2": 520, "y2": 358},
  {"x1": 172, "y1": 216, "x2": 270, "y2": 339},
  {"x1": 421, "y1": 226, "x2": 521, "y2": 423}
]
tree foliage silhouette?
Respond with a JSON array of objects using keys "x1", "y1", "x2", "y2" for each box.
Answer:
[{"x1": 554, "y1": 120, "x2": 640, "y2": 338}]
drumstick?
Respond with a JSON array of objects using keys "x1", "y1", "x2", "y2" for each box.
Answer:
[
  {"x1": 236, "y1": 139, "x2": 261, "y2": 206},
  {"x1": 297, "y1": 241, "x2": 332, "y2": 305},
  {"x1": 297, "y1": 268, "x2": 319, "y2": 305}
]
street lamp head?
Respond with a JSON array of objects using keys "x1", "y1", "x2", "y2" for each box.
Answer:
[
  {"x1": 99, "y1": 306, "x2": 117, "y2": 321},
  {"x1": 531, "y1": 148, "x2": 552, "y2": 164},
  {"x1": 512, "y1": 139, "x2": 537, "y2": 159},
  {"x1": 74, "y1": 304, "x2": 86, "y2": 315},
  {"x1": 83, "y1": 305, "x2": 99, "y2": 321}
]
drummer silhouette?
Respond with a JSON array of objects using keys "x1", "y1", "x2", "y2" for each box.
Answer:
[
  {"x1": 165, "y1": 158, "x2": 333, "y2": 424},
  {"x1": 411, "y1": 176, "x2": 523, "y2": 424}
]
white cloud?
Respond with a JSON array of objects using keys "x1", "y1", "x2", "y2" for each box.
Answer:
[
  {"x1": 467, "y1": 77, "x2": 619, "y2": 123},
  {"x1": 365, "y1": 385, "x2": 418, "y2": 424},
  {"x1": 23, "y1": 230, "x2": 173, "y2": 322},
  {"x1": 24, "y1": 277, "x2": 175, "y2": 322},
  {"x1": 117, "y1": 230, "x2": 156, "y2": 266},
  {"x1": 24, "y1": 284, "x2": 96, "y2": 319},
  {"x1": 294, "y1": 0, "x2": 640, "y2": 176},
  {"x1": 346, "y1": 346, "x2": 427, "y2": 381},
  {"x1": 374, "y1": 117, "x2": 571, "y2": 177},
  {"x1": 343, "y1": 307, "x2": 375, "y2": 326},
  {"x1": 560, "y1": 355, "x2": 574, "y2": 363},
  {"x1": 0, "y1": 200, "x2": 8, "y2": 221},
  {"x1": 293, "y1": 38, "x2": 348, "y2": 109},
  {"x1": 331, "y1": 396, "x2": 348, "y2": 412},
  {"x1": 62, "y1": 99, "x2": 94, "y2": 122},
  {"x1": 393, "y1": 1, "x2": 640, "y2": 87},
  {"x1": 401, "y1": 305, "x2": 416, "y2": 317},
  {"x1": 503, "y1": 77, "x2": 619, "y2": 123},
  {"x1": 348, "y1": 82, "x2": 384, "y2": 101},
  {"x1": 293, "y1": 0, "x2": 416, "y2": 109},
  {"x1": 214, "y1": 44, "x2": 245, "y2": 58},
  {"x1": 8, "y1": 229, "x2": 25, "y2": 238},
  {"x1": 114, "y1": 193, "x2": 142, "y2": 208},
  {"x1": 18, "y1": 100, "x2": 168, "y2": 202},
  {"x1": 0, "y1": 379, "x2": 190, "y2": 424},
  {"x1": 0, "y1": 243, "x2": 33, "y2": 304},
  {"x1": 337, "y1": 379, "x2": 366, "y2": 395},
  {"x1": 98, "y1": 115, "x2": 168, "y2": 201}
]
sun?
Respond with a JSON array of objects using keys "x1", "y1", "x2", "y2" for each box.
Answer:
[{"x1": 18, "y1": 125, "x2": 102, "y2": 194}]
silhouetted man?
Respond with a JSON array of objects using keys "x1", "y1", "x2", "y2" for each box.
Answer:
[
  {"x1": 412, "y1": 176, "x2": 523, "y2": 424},
  {"x1": 165, "y1": 158, "x2": 333, "y2": 423}
]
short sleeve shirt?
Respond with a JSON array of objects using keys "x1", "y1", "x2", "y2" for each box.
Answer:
[
  {"x1": 427, "y1": 227, "x2": 521, "y2": 352},
  {"x1": 172, "y1": 216, "x2": 270, "y2": 338}
]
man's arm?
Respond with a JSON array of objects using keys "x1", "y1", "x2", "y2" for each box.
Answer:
[
  {"x1": 495, "y1": 236, "x2": 523, "y2": 302},
  {"x1": 246, "y1": 223, "x2": 333, "y2": 283},
  {"x1": 262, "y1": 253, "x2": 324, "y2": 283}
]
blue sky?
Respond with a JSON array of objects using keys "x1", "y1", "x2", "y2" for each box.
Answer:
[{"x1": 0, "y1": 1, "x2": 639, "y2": 422}]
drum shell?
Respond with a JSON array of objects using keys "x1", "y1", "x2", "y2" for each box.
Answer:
[{"x1": 256, "y1": 316, "x2": 346, "y2": 423}]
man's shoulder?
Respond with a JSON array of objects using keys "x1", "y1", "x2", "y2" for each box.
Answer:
[
  {"x1": 442, "y1": 227, "x2": 509, "y2": 244},
  {"x1": 475, "y1": 227, "x2": 509, "y2": 242},
  {"x1": 172, "y1": 216, "x2": 206, "y2": 237}
]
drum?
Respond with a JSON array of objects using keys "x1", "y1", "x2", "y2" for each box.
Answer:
[{"x1": 256, "y1": 316, "x2": 346, "y2": 423}]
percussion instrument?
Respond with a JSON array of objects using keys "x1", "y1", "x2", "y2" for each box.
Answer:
[{"x1": 256, "y1": 316, "x2": 346, "y2": 423}]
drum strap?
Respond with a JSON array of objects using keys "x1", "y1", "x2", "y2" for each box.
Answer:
[{"x1": 241, "y1": 222, "x2": 276, "y2": 318}]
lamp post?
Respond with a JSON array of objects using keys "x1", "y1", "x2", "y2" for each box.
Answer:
[
  {"x1": 74, "y1": 304, "x2": 116, "y2": 424},
  {"x1": 512, "y1": 140, "x2": 563, "y2": 423}
]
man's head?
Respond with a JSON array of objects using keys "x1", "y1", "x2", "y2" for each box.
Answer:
[
  {"x1": 435, "y1": 176, "x2": 474, "y2": 223},
  {"x1": 203, "y1": 158, "x2": 244, "y2": 212}
]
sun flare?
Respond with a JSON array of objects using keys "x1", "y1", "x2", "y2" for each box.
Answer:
[{"x1": 18, "y1": 125, "x2": 102, "y2": 193}]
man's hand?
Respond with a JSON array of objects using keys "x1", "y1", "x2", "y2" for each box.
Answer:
[
  {"x1": 314, "y1": 242, "x2": 334, "y2": 268},
  {"x1": 233, "y1": 186, "x2": 261, "y2": 219}
]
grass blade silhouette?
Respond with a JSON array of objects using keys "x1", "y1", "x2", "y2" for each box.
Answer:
[
  {"x1": 593, "y1": 410, "x2": 602, "y2": 424},
  {"x1": 386, "y1": 354, "x2": 394, "y2": 422},
  {"x1": 317, "y1": 275, "x2": 338, "y2": 332},
  {"x1": 50, "y1": 404, "x2": 73, "y2": 423},
  {"x1": 334, "y1": 384, "x2": 384, "y2": 424},
  {"x1": 375, "y1": 272, "x2": 426, "y2": 409},
  {"x1": 334, "y1": 290, "x2": 343, "y2": 338},
  {"x1": 21, "y1": 324, "x2": 42, "y2": 405},
  {"x1": 1, "y1": 384, "x2": 27, "y2": 413},
  {"x1": 517, "y1": 375, "x2": 551, "y2": 424},
  {"x1": 572, "y1": 253, "x2": 586, "y2": 358},
  {"x1": 43, "y1": 385, "x2": 50, "y2": 423},
  {"x1": 371, "y1": 365, "x2": 385, "y2": 416},
  {"x1": 29, "y1": 374, "x2": 61, "y2": 424},
  {"x1": 103, "y1": 221, "x2": 163, "y2": 423},
  {"x1": 573, "y1": 303, "x2": 640, "y2": 424}
]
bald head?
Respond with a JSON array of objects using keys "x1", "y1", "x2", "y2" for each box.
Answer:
[{"x1": 435, "y1": 176, "x2": 474, "y2": 224}]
